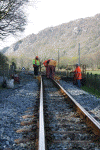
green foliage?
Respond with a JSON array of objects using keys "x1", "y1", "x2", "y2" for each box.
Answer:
[
  {"x1": 81, "y1": 86, "x2": 100, "y2": 98},
  {"x1": 0, "y1": 52, "x2": 9, "y2": 76},
  {"x1": 98, "y1": 66, "x2": 100, "y2": 69},
  {"x1": 8, "y1": 55, "x2": 33, "y2": 70},
  {"x1": 85, "y1": 73, "x2": 100, "y2": 96},
  {"x1": 0, "y1": 52, "x2": 8, "y2": 67}
]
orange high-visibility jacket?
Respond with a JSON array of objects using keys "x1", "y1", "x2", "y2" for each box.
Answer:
[
  {"x1": 43, "y1": 59, "x2": 51, "y2": 67},
  {"x1": 43, "y1": 60, "x2": 48, "y2": 67},
  {"x1": 74, "y1": 66, "x2": 82, "y2": 80}
]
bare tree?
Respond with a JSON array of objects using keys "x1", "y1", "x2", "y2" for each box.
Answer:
[{"x1": 0, "y1": 0, "x2": 29, "y2": 39}]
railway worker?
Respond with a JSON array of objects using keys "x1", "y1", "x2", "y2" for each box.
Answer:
[
  {"x1": 47, "y1": 59, "x2": 57, "y2": 79},
  {"x1": 73, "y1": 64, "x2": 82, "y2": 88},
  {"x1": 43, "y1": 59, "x2": 50, "y2": 76},
  {"x1": 33, "y1": 56, "x2": 40, "y2": 76}
]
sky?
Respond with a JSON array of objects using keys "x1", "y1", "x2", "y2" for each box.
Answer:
[{"x1": 0, "y1": 0, "x2": 100, "y2": 49}]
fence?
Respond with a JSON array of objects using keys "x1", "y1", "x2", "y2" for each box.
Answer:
[
  {"x1": 55, "y1": 70, "x2": 100, "y2": 92},
  {"x1": 86, "y1": 73, "x2": 100, "y2": 92}
]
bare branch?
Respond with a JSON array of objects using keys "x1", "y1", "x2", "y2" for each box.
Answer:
[{"x1": 0, "y1": 0, "x2": 29, "y2": 39}]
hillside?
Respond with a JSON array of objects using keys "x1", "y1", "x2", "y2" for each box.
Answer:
[{"x1": 3, "y1": 13, "x2": 100, "y2": 69}]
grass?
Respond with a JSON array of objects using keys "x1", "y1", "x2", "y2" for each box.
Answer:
[
  {"x1": 81, "y1": 85, "x2": 100, "y2": 98},
  {"x1": 55, "y1": 69, "x2": 100, "y2": 98}
]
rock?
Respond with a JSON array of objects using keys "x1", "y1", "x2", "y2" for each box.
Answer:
[
  {"x1": 6, "y1": 79, "x2": 14, "y2": 88},
  {"x1": 6, "y1": 141, "x2": 9, "y2": 145}
]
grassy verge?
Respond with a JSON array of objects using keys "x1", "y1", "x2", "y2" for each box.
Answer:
[{"x1": 81, "y1": 86, "x2": 100, "y2": 98}]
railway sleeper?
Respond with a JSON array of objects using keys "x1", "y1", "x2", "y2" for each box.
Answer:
[{"x1": 42, "y1": 76, "x2": 100, "y2": 150}]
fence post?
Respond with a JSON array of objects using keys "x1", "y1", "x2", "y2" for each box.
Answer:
[
  {"x1": 94, "y1": 74, "x2": 97, "y2": 92},
  {"x1": 90, "y1": 73, "x2": 92, "y2": 78},
  {"x1": 90, "y1": 73, "x2": 93, "y2": 89},
  {"x1": 86, "y1": 73, "x2": 89, "y2": 87}
]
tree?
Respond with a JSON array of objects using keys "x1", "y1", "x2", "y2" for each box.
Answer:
[
  {"x1": 0, "y1": 0, "x2": 29, "y2": 39},
  {"x1": 0, "y1": 52, "x2": 9, "y2": 76},
  {"x1": 0, "y1": 52, "x2": 8, "y2": 66}
]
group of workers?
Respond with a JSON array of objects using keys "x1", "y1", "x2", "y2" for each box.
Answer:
[
  {"x1": 33, "y1": 56, "x2": 82, "y2": 88},
  {"x1": 33, "y1": 56, "x2": 57, "y2": 79}
]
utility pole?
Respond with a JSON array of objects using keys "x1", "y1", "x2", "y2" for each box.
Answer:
[
  {"x1": 78, "y1": 43, "x2": 80, "y2": 66},
  {"x1": 58, "y1": 49, "x2": 59, "y2": 71}
]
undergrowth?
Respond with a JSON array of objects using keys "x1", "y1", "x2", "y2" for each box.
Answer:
[{"x1": 81, "y1": 86, "x2": 100, "y2": 98}]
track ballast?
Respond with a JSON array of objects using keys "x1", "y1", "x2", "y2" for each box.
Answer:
[{"x1": 42, "y1": 76, "x2": 100, "y2": 150}]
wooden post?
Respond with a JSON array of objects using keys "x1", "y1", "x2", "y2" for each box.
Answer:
[
  {"x1": 86, "y1": 73, "x2": 89, "y2": 87},
  {"x1": 58, "y1": 49, "x2": 59, "y2": 71},
  {"x1": 94, "y1": 74, "x2": 97, "y2": 92},
  {"x1": 78, "y1": 43, "x2": 80, "y2": 66}
]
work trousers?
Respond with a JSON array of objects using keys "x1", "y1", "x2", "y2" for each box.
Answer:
[
  {"x1": 45, "y1": 66, "x2": 48, "y2": 76},
  {"x1": 77, "y1": 79, "x2": 81, "y2": 88},
  {"x1": 34, "y1": 66, "x2": 39, "y2": 76},
  {"x1": 47, "y1": 65, "x2": 55, "y2": 79}
]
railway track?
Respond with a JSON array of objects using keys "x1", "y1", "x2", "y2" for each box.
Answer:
[
  {"x1": 14, "y1": 75, "x2": 100, "y2": 149},
  {"x1": 38, "y1": 75, "x2": 100, "y2": 150}
]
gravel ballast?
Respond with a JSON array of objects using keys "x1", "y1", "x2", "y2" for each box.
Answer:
[
  {"x1": 0, "y1": 72, "x2": 39, "y2": 150},
  {"x1": 0, "y1": 73, "x2": 100, "y2": 149},
  {"x1": 60, "y1": 80, "x2": 100, "y2": 123}
]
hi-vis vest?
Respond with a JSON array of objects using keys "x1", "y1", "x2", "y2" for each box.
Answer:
[
  {"x1": 74, "y1": 66, "x2": 82, "y2": 80},
  {"x1": 33, "y1": 59, "x2": 40, "y2": 66}
]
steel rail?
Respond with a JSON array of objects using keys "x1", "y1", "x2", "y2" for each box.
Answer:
[
  {"x1": 53, "y1": 79, "x2": 100, "y2": 136},
  {"x1": 38, "y1": 76, "x2": 45, "y2": 150}
]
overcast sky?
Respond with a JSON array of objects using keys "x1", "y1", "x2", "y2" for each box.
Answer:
[{"x1": 0, "y1": 0, "x2": 100, "y2": 49}]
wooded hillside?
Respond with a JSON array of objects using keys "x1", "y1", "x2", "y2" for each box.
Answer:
[{"x1": 2, "y1": 13, "x2": 100, "y2": 69}]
